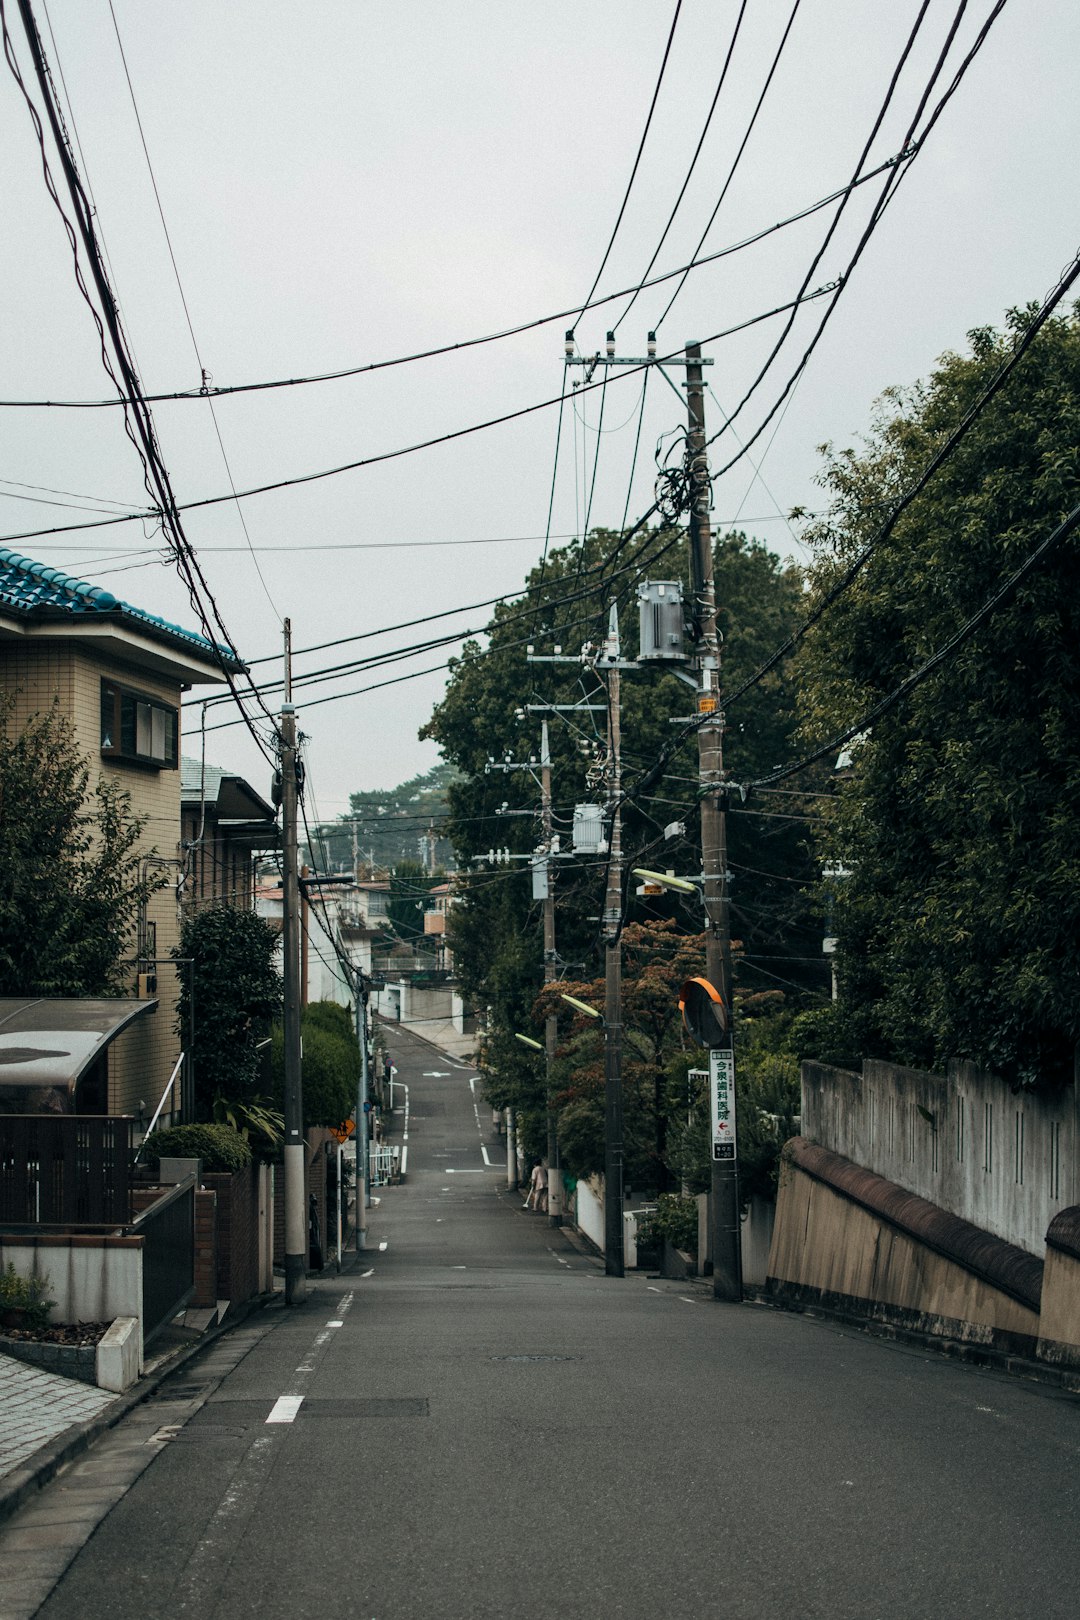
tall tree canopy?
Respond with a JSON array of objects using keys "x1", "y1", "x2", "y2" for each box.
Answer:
[
  {"x1": 176, "y1": 904, "x2": 282, "y2": 1118},
  {"x1": 797, "y1": 306, "x2": 1080, "y2": 1087},
  {"x1": 0, "y1": 697, "x2": 156, "y2": 995},
  {"x1": 421, "y1": 523, "x2": 822, "y2": 1156}
]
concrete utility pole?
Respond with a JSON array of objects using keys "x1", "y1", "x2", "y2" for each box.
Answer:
[
  {"x1": 355, "y1": 981, "x2": 369, "y2": 1252},
  {"x1": 685, "y1": 341, "x2": 741, "y2": 1303},
  {"x1": 601, "y1": 631, "x2": 625, "y2": 1278},
  {"x1": 280, "y1": 621, "x2": 306, "y2": 1306},
  {"x1": 540, "y1": 720, "x2": 562, "y2": 1227}
]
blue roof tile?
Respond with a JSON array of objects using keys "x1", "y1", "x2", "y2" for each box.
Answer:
[{"x1": 0, "y1": 547, "x2": 239, "y2": 666}]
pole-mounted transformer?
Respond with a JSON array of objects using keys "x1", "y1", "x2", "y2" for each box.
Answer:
[{"x1": 637, "y1": 580, "x2": 688, "y2": 664}]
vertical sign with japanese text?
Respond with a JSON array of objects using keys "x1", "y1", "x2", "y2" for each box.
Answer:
[{"x1": 709, "y1": 1046, "x2": 737, "y2": 1162}]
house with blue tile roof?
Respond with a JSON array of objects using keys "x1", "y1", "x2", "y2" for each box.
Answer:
[{"x1": 0, "y1": 547, "x2": 244, "y2": 1123}]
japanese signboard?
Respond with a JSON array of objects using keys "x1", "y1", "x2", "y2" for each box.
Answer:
[{"x1": 709, "y1": 1047, "x2": 737, "y2": 1162}]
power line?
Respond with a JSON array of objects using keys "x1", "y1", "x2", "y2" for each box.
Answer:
[
  {"x1": 2, "y1": 0, "x2": 280, "y2": 764},
  {"x1": 0, "y1": 285, "x2": 836, "y2": 553},
  {"x1": 655, "y1": 0, "x2": 803, "y2": 331},
  {"x1": 573, "y1": 0, "x2": 683, "y2": 324},
  {"x1": 105, "y1": 0, "x2": 281, "y2": 623},
  {"x1": 613, "y1": 0, "x2": 749, "y2": 335},
  {"x1": 0, "y1": 154, "x2": 911, "y2": 414}
]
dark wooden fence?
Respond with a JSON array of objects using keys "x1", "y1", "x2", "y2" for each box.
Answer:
[
  {"x1": 0, "y1": 1115, "x2": 133, "y2": 1225},
  {"x1": 132, "y1": 1175, "x2": 195, "y2": 1344}
]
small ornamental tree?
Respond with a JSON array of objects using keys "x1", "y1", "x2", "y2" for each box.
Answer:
[
  {"x1": 0, "y1": 695, "x2": 159, "y2": 996},
  {"x1": 175, "y1": 905, "x2": 282, "y2": 1120}
]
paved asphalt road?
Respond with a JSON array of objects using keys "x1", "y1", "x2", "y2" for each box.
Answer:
[{"x1": 6, "y1": 1022, "x2": 1080, "y2": 1619}]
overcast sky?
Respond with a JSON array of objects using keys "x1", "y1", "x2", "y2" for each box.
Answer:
[{"x1": 2, "y1": 1, "x2": 1076, "y2": 821}]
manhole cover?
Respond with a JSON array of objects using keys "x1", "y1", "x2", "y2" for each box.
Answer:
[{"x1": 490, "y1": 1355, "x2": 578, "y2": 1363}]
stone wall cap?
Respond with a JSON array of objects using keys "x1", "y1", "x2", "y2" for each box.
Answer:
[{"x1": 786, "y1": 1137, "x2": 1043, "y2": 1313}]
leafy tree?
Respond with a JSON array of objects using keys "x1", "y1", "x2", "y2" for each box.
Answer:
[
  {"x1": 387, "y1": 859, "x2": 443, "y2": 942},
  {"x1": 797, "y1": 306, "x2": 1080, "y2": 1088},
  {"x1": 176, "y1": 905, "x2": 282, "y2": 1119},
  {"x1": 270, "y1": 1000, "x2": 360, "y2": 1132},
  {"x1": 0, "y1": 696, "x2": 159, "y2": 995},
  {"x1": 423, "y1": 525, "x2": 824, "y2": 1134}
]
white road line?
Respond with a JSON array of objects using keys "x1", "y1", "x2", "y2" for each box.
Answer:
[
  {"x1": 678, "y1": 1296, "x2": 696, "y2": 1305},
  {"x1": 266, "y1": 1396, "x2": 304, "y2": 1424},
  {"x1": 401, "y1": 1145, "x2": 408, "y2": 1174},
  {"x1": 469, "y1": 1077, "x2": 477, "y2": 1096},
  {"x1": 379, "y1": 1240, "x2": 388, "y2": 1251},
  {"x1": 647, "y1": 1286, "x2": 662, "y2": 1294},
  {"x1": 326, "y1": 1320, "x2": 344, "y2": 1328},
  {"x1": 360, "y1": 1268, "x2": 374, "y2": 1278},
  {"x1": 445, "y1": 1168, "x2": 485, "y2": 1174}
]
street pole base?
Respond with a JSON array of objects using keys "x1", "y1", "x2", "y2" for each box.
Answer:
[{"x1": 284, "y1": 1252, "x2": 307, "y2": 1305}]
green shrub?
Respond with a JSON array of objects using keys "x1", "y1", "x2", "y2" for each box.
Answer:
[
  {"x1": 0, "y1": 1263, "x2": 55, "y2": 1331},
  {"x1": 142, "y1": 1122, "x2": 252, "y2": 1174},
  {"x1": 635, "y1": 1193, "x2": 698, "y2": 1255}
]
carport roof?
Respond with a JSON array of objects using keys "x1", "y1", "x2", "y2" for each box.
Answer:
[{"x1": 0, "y1": 997, "x2": 157, "y2": 1093}]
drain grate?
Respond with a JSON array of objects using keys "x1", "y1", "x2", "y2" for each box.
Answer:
[
  {"x1": 146, "y1": 1383, "x2": 209, "y2": 1402},
  {"x1": 298, "y1": 1398, "x2": 429, "y2": 1418},
  {"x1": 491, "y1": 1355, "x2": 578, "y2": 1363}
]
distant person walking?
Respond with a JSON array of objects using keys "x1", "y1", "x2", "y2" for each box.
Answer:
[{"x1": 525, "y1": 1160, "x2": 548, "y2": 1213}]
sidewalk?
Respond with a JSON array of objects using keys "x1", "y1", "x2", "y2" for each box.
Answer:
[
  {"x1": 0, "y1": 1301, "x2": 272, "y2": 1528},
  {"x1": 0, "y1": 1356, "x2": 115, "y2": 1484}
]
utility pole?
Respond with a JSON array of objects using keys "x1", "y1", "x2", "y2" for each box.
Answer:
[
  {"x1": 601, "y1": 632, "x2": 625, "y2": 1277},
  {"x1": 540, "y1": 721, "x2": 562, "y2": 1226},
  {"x1": 528, "y1": 608, "x2": 634, "y2": 1275},
  {"x1": 280, "y1": 620, "x2": 306, "y2": 1306},
  {"x1": 685, "y1": 341, "x2": 741, "y2": 1303},
  {"x1": 355, "y1": 978, "x2": 369, "y2": 1252}
]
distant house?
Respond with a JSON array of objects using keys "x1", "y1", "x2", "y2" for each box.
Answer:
[
  {"x1": 180, "y1": 757, "x2": 279, "y2": 910},
  {"x1": 255, "y1": 873, "x2": 393, "y2": 1009},
  {"x1": 0, "y1": 547, "x2": 240, "y2": 1121}
]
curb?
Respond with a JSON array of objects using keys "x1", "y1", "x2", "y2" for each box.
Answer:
[
  {"x1": 0, "y1": 1289, "x2": 277, "y2": 1528},
  {"x1": 741, "y1": 1285, "x2": 1080, "y2": 1400}
]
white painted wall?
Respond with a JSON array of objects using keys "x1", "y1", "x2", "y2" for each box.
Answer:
[
  {"x1": 575, "y1": 1174, "x2": 605, "y2": 1254},
  {"x1": 802, "y1": 1058, "x2": 1080, "y2": 1258},
  {"x1": 0, "y1": 1236, "x2": 143, "y2": 1366}
]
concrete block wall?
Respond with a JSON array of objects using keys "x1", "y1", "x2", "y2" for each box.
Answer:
[
  {"x1": 802, "y1": 1058, "x2": 1080, "y2": 1258},
  {"x1": 0, "y1": 1232, "x2": 142, "y2": 1334}
]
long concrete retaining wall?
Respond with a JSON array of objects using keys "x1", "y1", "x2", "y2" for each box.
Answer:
[
  {"x1": 767, "y1": 1139, "x2": 1043, "y2": 1357},
  {"x1": 801, "y1": 1058, "x2": 1079, "y2": 1257}
]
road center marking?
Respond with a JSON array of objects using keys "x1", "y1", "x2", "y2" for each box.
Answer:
[{"x1": 266, "y1": 1396, "x2": 304, "y2": 1424}]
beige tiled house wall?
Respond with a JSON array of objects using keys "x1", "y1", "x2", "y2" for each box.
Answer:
[{"x1": 1, "y1": 641, "x2": 184, "y2": 1119}]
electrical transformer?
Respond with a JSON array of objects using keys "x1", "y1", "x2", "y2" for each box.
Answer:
[
  {"x1": 637, "y1": 580, "x2": 688, "y2": 663},
  {"x1": 573, "y1": 803, "x2": 607, "y2": 854}
]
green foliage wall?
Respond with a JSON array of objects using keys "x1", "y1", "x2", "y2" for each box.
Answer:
[{"x1": 798, "y1": 307, "x2": 1080, "y2": 1087}]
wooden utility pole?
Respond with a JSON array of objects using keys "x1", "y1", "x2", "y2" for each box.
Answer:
[
  {"x1": 280, "y1": 620, "x2": 306, "y2": 1305},
  {"x1": 601, "y1": 613, "x2": 625, "y2": 1277},
  {"x1": 540, "y1": 720, "x2": 563, "y2": 1226},
  {"x1": 685, "y1": 341, "x2": 741, "y2": 1302}
]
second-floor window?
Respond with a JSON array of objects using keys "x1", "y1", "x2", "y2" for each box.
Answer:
[{"x1": 100, "y1": 679, "x2": 178, "y2": 768}]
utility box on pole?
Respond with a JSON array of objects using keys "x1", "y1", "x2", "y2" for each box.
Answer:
[
  {"x1": 573, "y1": 803, "x2": 607, "y2": 854},
  {"x1": 637, "y1": 580, "x2": 688, "y2": 664}
]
